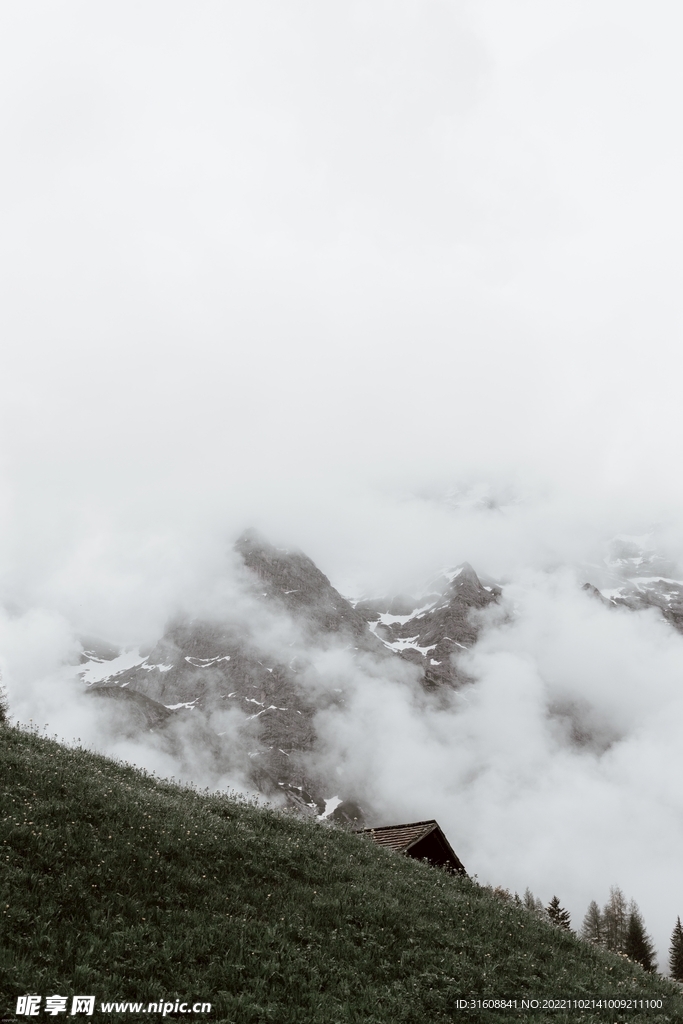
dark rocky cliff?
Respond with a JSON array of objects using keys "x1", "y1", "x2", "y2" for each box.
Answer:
[{"x1": 81, "y1": 531, "x2": 502, "y2": 818}]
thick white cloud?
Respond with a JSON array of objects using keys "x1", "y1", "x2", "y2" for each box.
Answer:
[
  {"x1": 313, "y1": 572, "x2": 683, "y2": 965},
  {"x1": 1, "y1": 2, "x2": 683, "y2": 611}
]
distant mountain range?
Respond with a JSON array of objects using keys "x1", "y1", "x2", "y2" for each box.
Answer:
[
  {"x1": 586, "y1": 539, "x2": 683, "y2": 632},
  {"x1": 80, "y1": 530, "x2": 683, "y2": 822}
]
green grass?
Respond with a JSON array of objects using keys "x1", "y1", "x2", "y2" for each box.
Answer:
[{"x1": 1, "y1": 724, "x2": 682, "y2": 1024}]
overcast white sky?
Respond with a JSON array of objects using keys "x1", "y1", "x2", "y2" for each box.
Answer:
[{"x1": 2, "y1": 0, "x2": 683, "y2": 627}]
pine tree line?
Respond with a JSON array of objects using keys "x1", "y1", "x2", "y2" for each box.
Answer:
[
  {"x1": 520, "y1": 889, "x2": 572, "y2": 930},
  {"x1": 580, "y1": 887, "x2": 657, "y2": 973},
  {"x1": 523, "y1": 888, "x2": 548, "y2": 920},
  {"x1": 448, "y1": 881, "x2": 683, "y2": 982}
]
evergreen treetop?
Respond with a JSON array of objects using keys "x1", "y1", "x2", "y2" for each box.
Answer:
[
  {"x1": 624, "y1": 901, "x2": 657, "y2": 973},
  {"x1": 581, "y1": 900, "x2": 603, "y2": 945},
  {"x1": 603, "y1": 886, "x2": 628, "y2": 952},
  {"x1": 669, "y1": 916, "x2": 683, "y2": 982},
  {"x1": 524, "y1": 888, "x2": 547, "y2": 919},
  {"x1": 547, "y1": 895, "x2": 571, "y2": 931}
]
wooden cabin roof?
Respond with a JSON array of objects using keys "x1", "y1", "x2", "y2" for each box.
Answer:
[
  {"x1": 360, "y1": 819, "x2": 440, "y2": 853},
  {"x1": 358, "y1": 819, "x2": 466, "y2": 874}
]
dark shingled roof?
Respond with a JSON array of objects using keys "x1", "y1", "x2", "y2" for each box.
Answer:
[{"x1": 358, "y1": 819, "x2": 466, "y2": 875}]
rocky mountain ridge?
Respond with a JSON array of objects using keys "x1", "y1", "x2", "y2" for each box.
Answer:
[
  {"x1": 80, "y1": 531, "x2": 683, "y2": 821},
  {"x1": 355, "y1": 563, "x2": 501, "y2": 688},
  {"x1": 586, "y1": 540, "x2": 683, "y2": 633},
  {"x1": 81, "y1": 530, "x2": 499, "y2": 820}
]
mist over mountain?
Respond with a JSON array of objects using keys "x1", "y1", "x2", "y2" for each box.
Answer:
[
  {"x1": 79, "y1": 529, "x2": 501, "y2": 822},
  {"x1": 2, "y1": 0, "x2": 683, "y2": 986},
  {"x1": 1, "y1": 520, "x2": 668, "y2": 970}
]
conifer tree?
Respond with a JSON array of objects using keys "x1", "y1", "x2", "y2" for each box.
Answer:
[
  {"x1": 524, "y1": 888, "x2": 547, "y2": 919},
  {"x1": 581, "y1": 900, "x2": 604, "y2": 945},
  {"x1": 624, "y1": 901, "x2": 657, "y2": 973},
  {"x1": 669, "y1": 917, "x2": 683, "y2": 982},
  {"x1": 547, "y1": 896, "x2": 571, "y2": 930},
  {"x1": 0, "y1": 685, "x2": 8, "y2": 725},
  {"x1": 603, "y1": 886, "x2": 628, "y2": 951}
]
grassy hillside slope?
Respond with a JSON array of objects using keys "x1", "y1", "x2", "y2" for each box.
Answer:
[{"x1": 1, "y1": 725, "x2": 681, "y2": 1023}]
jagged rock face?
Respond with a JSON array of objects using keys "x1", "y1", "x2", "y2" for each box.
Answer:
[
  {"x1": 84, "y1": 684, "x2": 243, "y2": 786},
  {"x1": 79, "y1": 532, "x2": 502, "y2": 814},
  {"x1": 356, "y1": 564, "x2": 501, "y2": 688},
  {"x1": 87, "y1": 686, "x2": 175, "y2": 732},
  {"x1": 612, "y1": 581, "x2": 683, "y2": 633},
  {"x1": 96, "y1": 619, "x2": 320, "y2": 797},
  {"x1": 588, "y1": 542, "x2": 683, "y2": 636},
  {"x1": 234, "y1": 529, "x2": 375, "y2": 643},
  {"x1": 582, "y1": 583, "x2": 613, "y2": 607}
]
